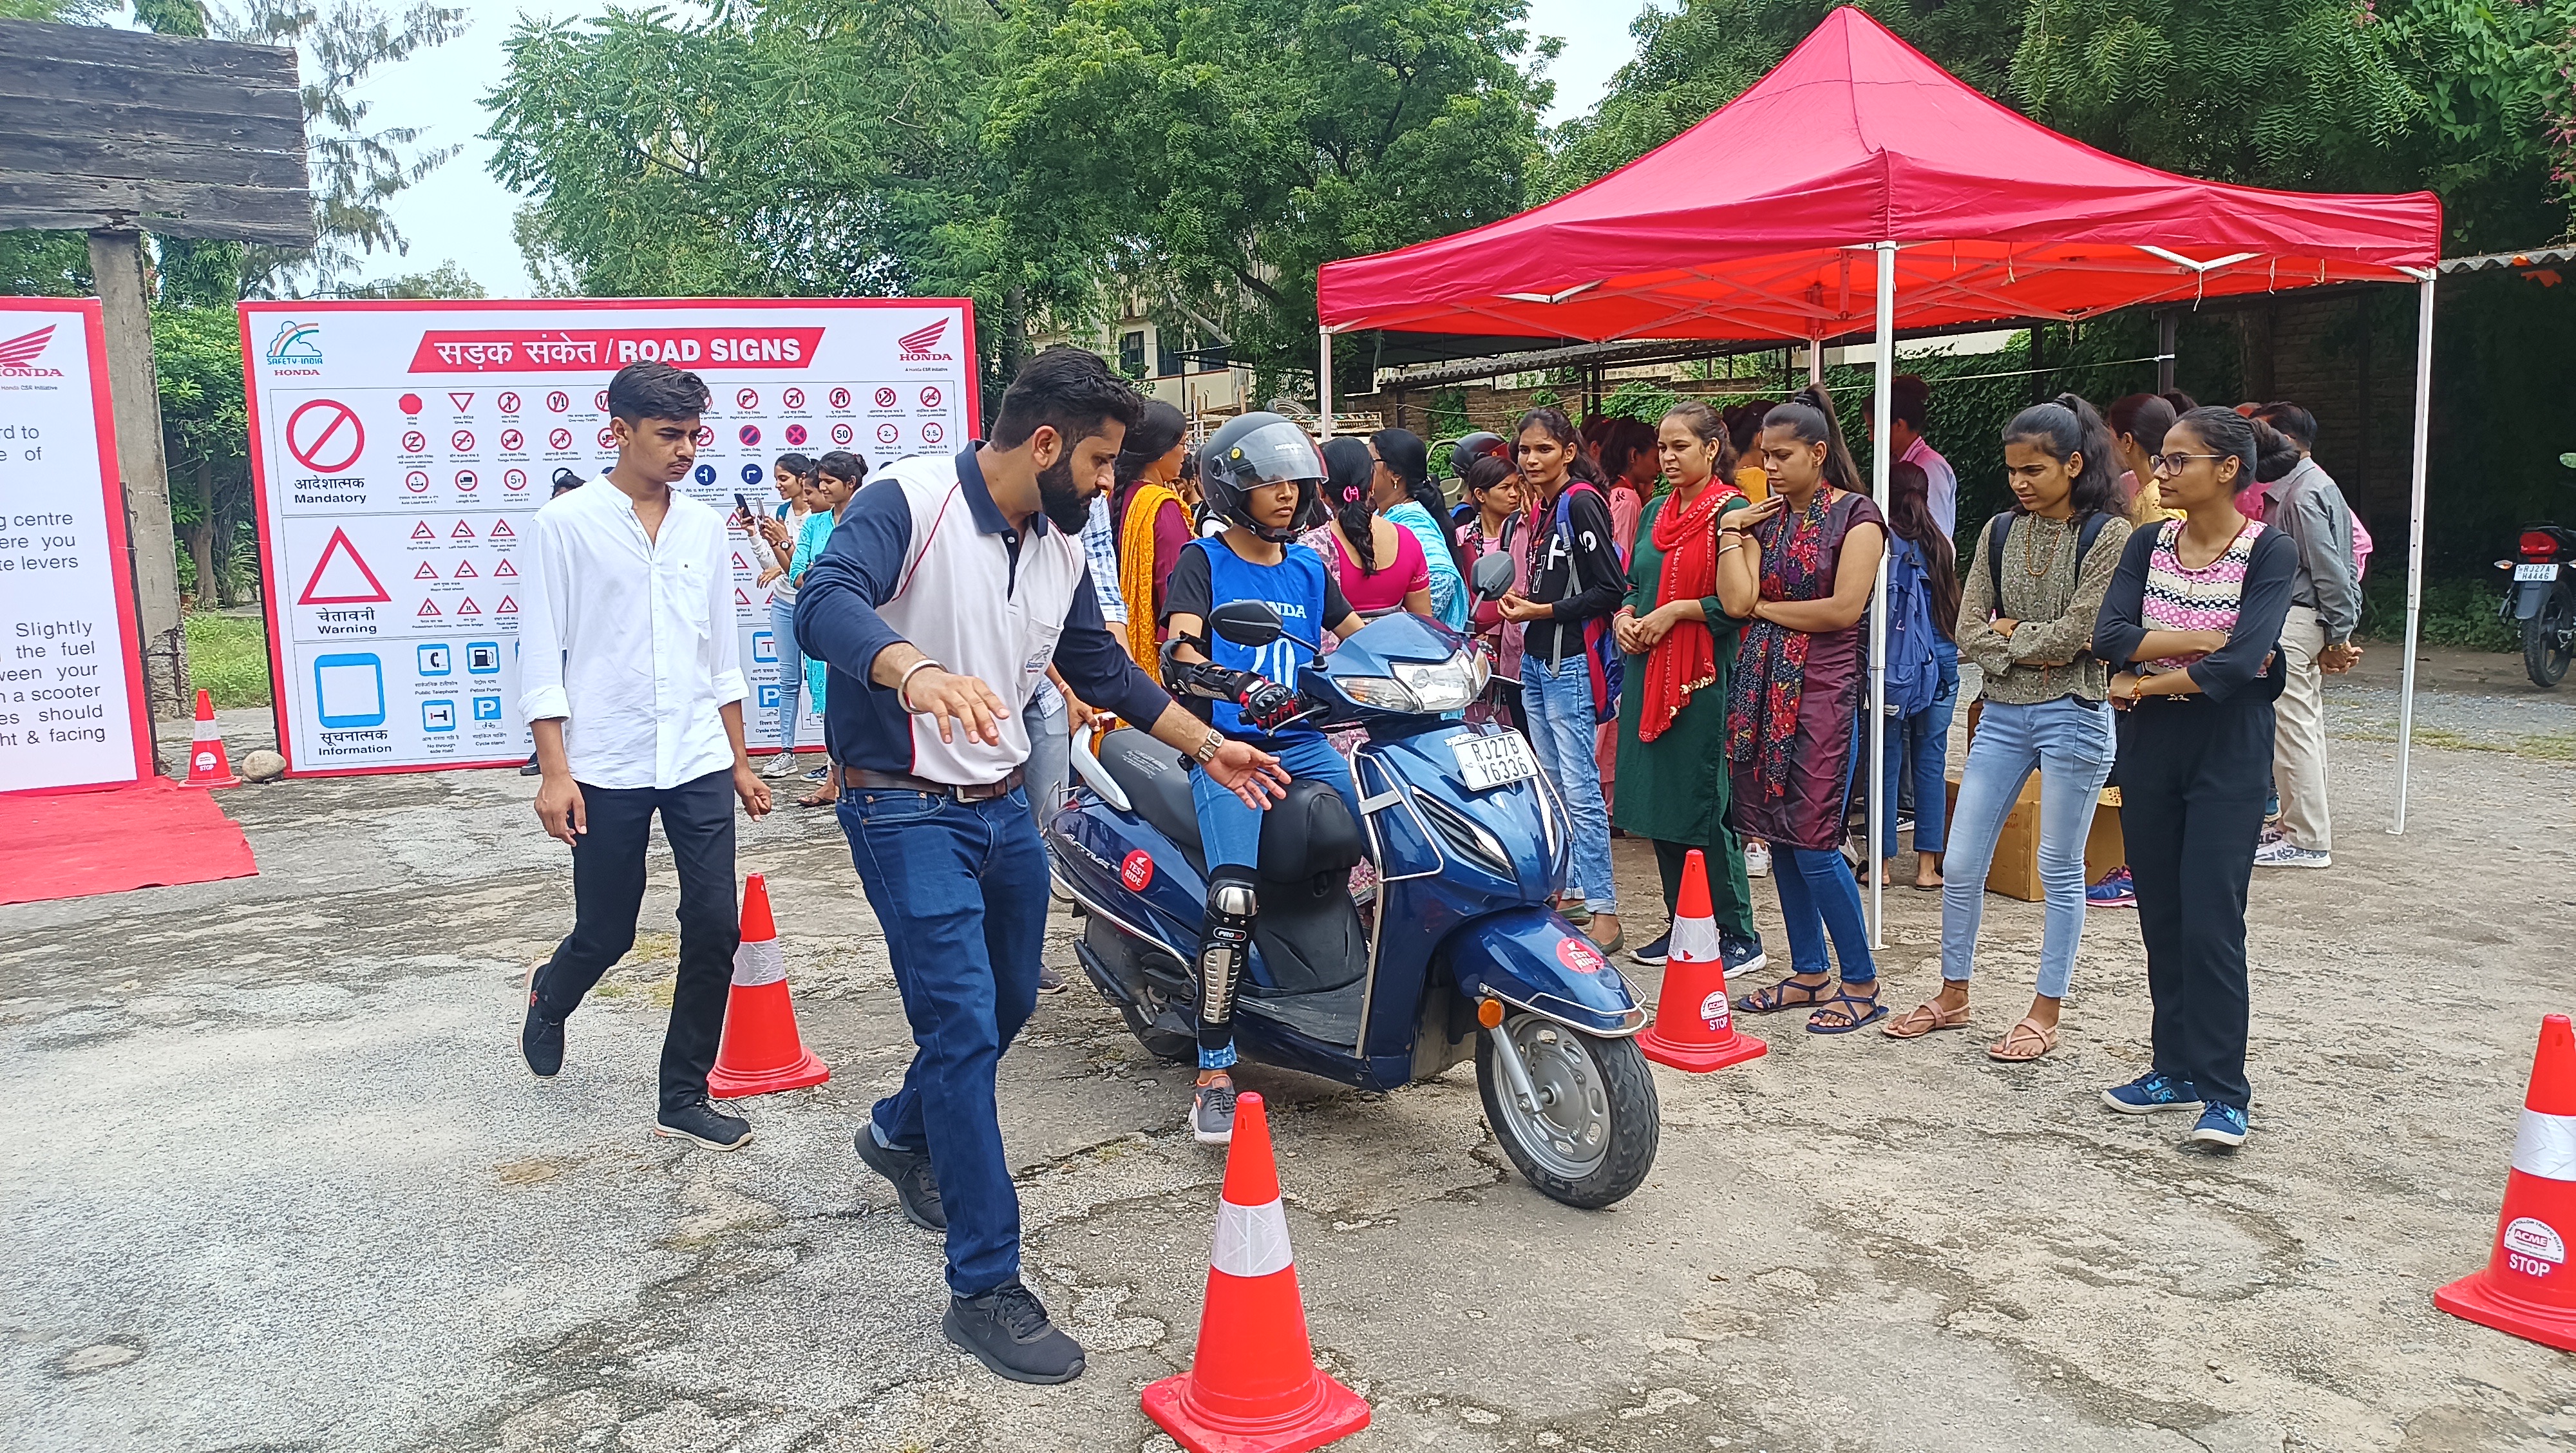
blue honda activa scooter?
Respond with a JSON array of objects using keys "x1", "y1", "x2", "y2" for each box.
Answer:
[{"x1": 1043, "y1": 558, "x2": 1658, "y2": 1208}]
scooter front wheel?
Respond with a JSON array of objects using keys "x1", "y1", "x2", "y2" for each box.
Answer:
[{"x1": 1476, "y1": 1014, "x2": 1658, "y2": 1210}]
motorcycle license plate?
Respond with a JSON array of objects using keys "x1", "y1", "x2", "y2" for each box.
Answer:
[
  {"x1": 1450, "y1": 730, "x2": 1539, "y2": 791},
  {"x1": 2516, "y1": 562, "x2": 2561, "y2": 582}
]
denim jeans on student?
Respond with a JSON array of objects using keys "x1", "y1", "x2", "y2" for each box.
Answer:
[
  {"x1": 1189, "y1": 730, "x2": 1360, "y2": 870},
  {"x1": 1878, "y1": 636, "x2": 1960, "y2": 859},
  {"x1": 838, "y1": 784, "x2": 1050, "y2": 1298},
  {"x1": 1772, "y1": 842, "x2": 1876, "y2": 983},
  {"x1": 769, "y1": 596, "x2": 804, "y2": 750},
  {"x1": 1938, "y1": 694, "x2": 2116, "y2": 1000},
  {"x1": 1520, "y1": 652, "x2": 1616, "y2": 913},
  {"x1": 1021, "y1": 680, "x2": 1068, "y2": 833}
]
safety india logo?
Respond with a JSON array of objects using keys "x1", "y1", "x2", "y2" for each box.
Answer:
[
  {"x1": 265, "y1": 319, "x2": 323, "y2": 366},
  {"x1": 896, "y1": 318, "x2": 953, "y2": 362},
  {"x1": 0, "y1": 325, "x2": 63, "y2": 377}
]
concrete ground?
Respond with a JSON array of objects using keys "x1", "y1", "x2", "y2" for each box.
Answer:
[{"x1": 4, "y1": 646, "x2": 2572, "y2": 1452}]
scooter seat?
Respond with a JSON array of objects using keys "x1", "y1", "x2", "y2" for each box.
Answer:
[{"x1": 1097, "y1": 728, "x2": 1206, "y2": 873}]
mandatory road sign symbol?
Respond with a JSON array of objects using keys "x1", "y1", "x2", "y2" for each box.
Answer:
[
  {"x1": 783, "y1": 387, "x2": 806, "y2": 409},
  {"x1": 549, "y1": 428, "x2": 573, "y2": 450},
  {"x1": 829, "y1": 387, "x2": 853, "y2": 410},
  {"x1": 498, "y1": 392, "x2": 522, "y2": 413},
  {"x1": 784, "y1": 424, "x2": 807, "y2": 446},
  {"x1": 451, "y1": 430, "x2": 476, "y2": 452},
  {"x1": 504, "y1": 468, "x2": 527, "y2": 491},
  {"x1": 922, "y1": 421, "x2": 945, "y2": 444},
  {"x1": 449, "y1": 392, "x2": 475, "y2": 412},
  {"x1": 736, "y1": 388, "x2": 760, "y2": 410},
  {"x1": 738, "y1": 424, "x2": 761, "y2": 446},
  {"x1": 404, "y1": 470, "x2": 430, "y2": 494},
  {"x1": 455, "y1": 470, "x2": 479, "y2": 492},
  {"x1": 920, "y1": 385, "x2": 942, "y2": 408},
  {"x1": 596, "y1": 427, "x2": 616, "y2": 449},
  {"x1": 547, "y1": 390, "x2": 570, "y2": 413},
  {"x1": 402, "y1": 430, "x2": 428, "y2": 454},
  {"x1": 287, "y1": 399, "x2": 366, "y2": 473},
  {"x1": 873, "y1": 386, "x2": 897, "y2": 408},
  {"x1": 876, "y1": 423, "x2": 900, "y2": 444},
  {"x1": 694, "y1": 426, "x2": 715, "y2": 447},
  {"x1": 399, "y1": 393, "x2": 423, "y2": 415},
  {"x1": 499, "y1": 429, "x2": 524, "y2": 451},
  {"x1": 593, "y1": 390, "x2": 609, "y2": 409},
  {"x1": 831, "y1": 423, "x2": 853, "y2": 445},
  {"x1": 298, "y1": 527, "x2": 391, "y2": 605}
]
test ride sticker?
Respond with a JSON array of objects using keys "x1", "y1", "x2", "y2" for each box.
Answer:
[
  {"x1": 240, "y1": 299, "x2": 979, "y2": 776},
  {"x1": 0, "y1": 299, "x2": 150, "y2": 794}
]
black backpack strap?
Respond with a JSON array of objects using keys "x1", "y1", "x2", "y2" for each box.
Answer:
[
  {"x1": 2075, "y1": 509, "x2": 2112, "y2": 565},
  {"x1": 1984, "y1": 512, "x2": 2012, "y2": 606}
]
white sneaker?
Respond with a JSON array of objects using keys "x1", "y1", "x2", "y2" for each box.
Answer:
[
  {"x1": 759, "y1": 753, "x2": 801, "y2": 779},
  {"x1": 1744, "y1": 840, "x2": 1771, "y2": 878},
  {"x1": 2253, "y1": 839, "x2": 2331, "y2": 869}
]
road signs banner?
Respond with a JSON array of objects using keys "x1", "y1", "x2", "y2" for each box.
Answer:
[{"x1": 243, "y1": 298, "x2": 978, "y2": 775}]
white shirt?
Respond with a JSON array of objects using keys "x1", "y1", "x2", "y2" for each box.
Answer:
[
  {"x1": 517, "y1": 477, "x2": 750, "y2": 789},
  {"x1": 1906, "y1": 436, "x2": 1960, "y2": 539}
]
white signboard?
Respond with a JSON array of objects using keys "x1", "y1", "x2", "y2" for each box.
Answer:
[
  {"x1": 0, "y1": 299, "x2": 150, "y2": 795},
  {"x1": 240, "y1": 299, "x2": 980, "y2": 777}
]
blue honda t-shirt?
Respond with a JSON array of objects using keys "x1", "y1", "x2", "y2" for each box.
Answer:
[{"x1": 1161, "y1": 536, "x2": 1352, "y2": 739}]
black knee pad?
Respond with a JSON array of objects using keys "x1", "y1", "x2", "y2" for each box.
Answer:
[{"x1": 1198, "y1": 869, "x2": 1258, "y2": 1032}]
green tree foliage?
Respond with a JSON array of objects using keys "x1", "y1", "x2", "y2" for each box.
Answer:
[
  {"x1": 341, "y1": 260, "x2": 486, "y2": 298},
  {"x1": 152, "y1": 306, "x2": 255, "y2": 603}
]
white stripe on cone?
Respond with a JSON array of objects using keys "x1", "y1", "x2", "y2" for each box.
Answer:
[
  {"x1": 731, "y1": 936, "x2": 787, "y2": 988},
  {"x1": 1211, "y1": 1196, "x2": 1294, "y2": 1279},
  {"x1": 1667, "y1": 911, "x2": 1719, "y2": 964},
  {"x1": 2513, "y1": 1108, "x2": 2576, "y2": 1182},
  {"x1": 192, "y1": 720, "x2": 220, "y2": 742}
]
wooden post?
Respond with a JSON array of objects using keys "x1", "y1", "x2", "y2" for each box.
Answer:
[{"x1": 88, "y1": 228, "x2": 189, "y2": 737}]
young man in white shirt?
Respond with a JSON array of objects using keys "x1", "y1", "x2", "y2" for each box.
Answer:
[{"x1": 517, "y1": 360, "x2": 775, "y2": 1152}]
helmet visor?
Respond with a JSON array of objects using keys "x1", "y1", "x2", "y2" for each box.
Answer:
[{"x1": 1212, "y1": 419, "x2": 1326, "y2": 490}]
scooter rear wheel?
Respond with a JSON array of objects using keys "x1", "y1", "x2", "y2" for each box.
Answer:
[{"x1": 1477, "y1": 1014, "x2": 1658, "y2": 1210}]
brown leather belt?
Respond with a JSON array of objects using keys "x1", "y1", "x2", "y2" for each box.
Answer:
[{"x1": 838, "y1": 764, "x2": 1027, "y2": 802}]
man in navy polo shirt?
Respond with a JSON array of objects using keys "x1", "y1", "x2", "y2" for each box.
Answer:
[{"x1": 795, "y1": 347, "x2": 1285, "y2": 1385}]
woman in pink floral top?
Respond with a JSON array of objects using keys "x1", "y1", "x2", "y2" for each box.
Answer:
[{"x1": 2092, "y1": 408, "x2": 2299, "y2": 1152}]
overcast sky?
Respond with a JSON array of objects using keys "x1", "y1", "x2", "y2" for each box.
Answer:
[{"x1": 341, "y1": 0, "x2": 1642, "y2": 298}]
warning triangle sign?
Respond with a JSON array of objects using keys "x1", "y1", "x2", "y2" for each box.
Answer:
[
  {"x1": 451, "y1": 520, "x2": 475, "y2": 540},
  {"x1": 414, "y1": 562, "x2": 439, "y2": 580},
  {"x1": 449, "y1": 391, "x2": 475, "y2": 411},
  {"x1": 489, "y1": 519, "x2": 516, "y2": 539},
  {"x1": 417, "y1": 598, "x2": 442, "y2": 617},
  {"x1": 297, "y1": 527, "x2": 393, "y2": 605},
  {"x1": 456, "y1": 596, "x2": 482, "y2": 615},
  {"x1": 495, "y1": 595, "x2": 519, "y2": 614},
  {"x1": 734, "y1": 587, "x2": 751, "y2": 605},
  {"x1": 732, "y1": 552, "x2": 750, "y2": 571},
  {"x1": 453, "y1": 559, "x2": 478, "y2": 578},
  {"x1": 493, "y1": 558, "x2": 517, "y2": 578},
  {"x1": 411, "y1": 520, "x2": 435, "y2": 541}
]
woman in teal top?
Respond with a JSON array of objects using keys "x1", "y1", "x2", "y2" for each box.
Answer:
[
  {"x1": 1370, "y1": 428, "x2": 1469, "y2": 630},
  {"x1": 790, "y1": 451, "x2": 863, "y2": 804}
]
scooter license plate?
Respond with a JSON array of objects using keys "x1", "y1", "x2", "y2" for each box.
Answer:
[
  {"x1": 2515, "y1": 562, "x2": 2561, "y2": 582},
  {"x1": 1450, "y1": 730, "x2": 1539, "y2": 791}
]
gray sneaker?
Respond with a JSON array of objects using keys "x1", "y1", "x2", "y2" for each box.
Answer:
[
  {"x1": 2253, "y1": 840, "x2": 2331, "y2": 869},
  {"x1": 1189, "y1": 1077, "x2": 1238, "y2": 1145},
  {"x1": 759, "y1": 752, "x2": 801, "y2": 779}
]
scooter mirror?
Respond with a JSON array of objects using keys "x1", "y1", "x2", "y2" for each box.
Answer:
[
  {"x1": 1470, "y1": 551, "x2": 1515, "y2": 602},
  {"x1": 1210, "y1": 600, "x2": 1286, "y2": 647}
]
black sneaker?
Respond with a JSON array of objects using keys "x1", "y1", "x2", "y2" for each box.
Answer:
[
  {"x1": 854, "y1": 1126, "x2": 947, "y2": 1230},
  {"x1": 1630, "y1": 931, "x2": 1671, "y2": 967},
  {"x1": 944, "y1": 1281, "x2": 1086, "y2": 1384},
  {"x1": 521, "y1": 970, "x2": 564, "y2": 1078},
  {"x1": 654, "y1": 1096, "x2": 752, "y2": 1151},
  {"x1": 1720, "y1": 931, "x2": 1768, "y2": 979}
]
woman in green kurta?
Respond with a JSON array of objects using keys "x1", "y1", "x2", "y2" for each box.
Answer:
[{"x1": 1612, "y1": 401, "x2": 1767, "y2": 976}]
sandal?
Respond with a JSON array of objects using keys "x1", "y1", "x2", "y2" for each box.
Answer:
[
  {"x1": 1987, "y1": 1017, "x2": 2059, "y2": 1062},
  {"x1": 1913, "y1": 877, "x2": 1945, "y2": 893},
  {"x1": 1588, "y1": 924, "x2": 1625, "y2": 955},
  {"x1": 1806, "y1": 989, "x2": 1887, "y2": 1034},
  {"x1": 1882, "y1": 998, "x2": 1971, "y2": 1040},
  {"x1": 797, "y1": 788, "x2": 838, "y2": 809},
  {"x1": 1734, "y1": 974, "x2": 1834, "y2": 1015}
]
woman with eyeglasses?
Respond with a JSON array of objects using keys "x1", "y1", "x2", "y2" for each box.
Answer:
[
  {"x1": 1885, "y1": 395, "x2": 2130, "y2": 1063},
  {"x1": 2091, "y1": 408, "x2": 2299, "y2": 1150}
]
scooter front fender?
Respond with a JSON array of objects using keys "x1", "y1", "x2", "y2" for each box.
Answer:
[{"x1": 1443, "y1": 906, "x2": 1647, "y2": 1038}]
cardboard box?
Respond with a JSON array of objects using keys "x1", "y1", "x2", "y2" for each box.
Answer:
[{"x1": 1944, "y1": 773, "x2": 2124, "y2": 902}]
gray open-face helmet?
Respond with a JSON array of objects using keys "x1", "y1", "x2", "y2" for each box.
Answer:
[{"x1": 1199, "y1": 411, "x2": 1326, "y2": 543}]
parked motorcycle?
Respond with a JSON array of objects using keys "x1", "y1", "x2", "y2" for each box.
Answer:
[
  {"x1": 1043, "y1": 557, "x2": 1660, "y2": 1209},
  {"x1": 2499, "y1": 522, "x2": 2576, "y2": 688}
]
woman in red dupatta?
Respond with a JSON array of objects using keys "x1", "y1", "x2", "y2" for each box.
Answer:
[{"x1": 1610, "y1": 402, "x2": 1765, "y2": 974}]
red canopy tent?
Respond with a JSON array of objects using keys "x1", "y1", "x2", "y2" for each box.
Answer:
[{"x1": 1317, "y1": 6, "x2": 2448, "y2": 931}]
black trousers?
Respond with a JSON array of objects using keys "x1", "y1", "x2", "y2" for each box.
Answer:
[
  {"x1": 533, "y1": 770, "x2": 740, "y2": 1111},
  {"x1": 2116, "y1": 696, "x2": 2272, "y2": 1111}
]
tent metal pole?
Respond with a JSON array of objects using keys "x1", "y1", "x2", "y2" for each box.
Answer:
[
  {"x1": 1868, "y1": 242, "x2": 1896, "y2": 946},
  {"x1": 1318, "y1": 327, "x2": 1334, "y2": 439},
  {"x1": 2392, "y1": 276, "x2": 2435, "y2": 834},
  {"x1": 1806, "y1": 325, "x2": 1824, "y2": 385}
]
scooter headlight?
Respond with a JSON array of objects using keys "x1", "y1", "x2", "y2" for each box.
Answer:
[{"x1": 1341, "y1": 651, "x2": 1487, "y2": 714}]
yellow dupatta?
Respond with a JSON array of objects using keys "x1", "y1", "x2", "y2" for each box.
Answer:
[{"x1": 1117, "y1": 481, "x2": 1182, "y2": 681}]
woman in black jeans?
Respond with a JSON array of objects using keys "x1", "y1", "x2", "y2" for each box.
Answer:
[{"x1": 2091, "y1": 408, "x2": 2298, "y2": 1150}]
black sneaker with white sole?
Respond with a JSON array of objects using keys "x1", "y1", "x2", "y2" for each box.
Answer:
[
  {"x1": 1190, "y1": 1078, "x2": 1238, "y2": 1145},
  {"x1": 853, "y1": 1126, "x2": 947, "y2": 1230},
  {"x1": 1630, "y1": 931, "x2": 1671, "y2": 967},
  {"x1": 945, "y1": 1281, "x2": 1086, "y2": 1383},
  {"x1": 654, "y1": 1096, "x2": 752, "y2": 1151},
  {"x1": 522, "y1": 971, "x2": 564, "y2": 1078},
  {"x1": 1720, "y1": 931, "x2": 1768, "y2": 979}
]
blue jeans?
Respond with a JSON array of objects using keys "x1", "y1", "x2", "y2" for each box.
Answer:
[
  {"x1": 1878, "y1": 636, "x2": 1960, "y2": 858},
  {"x1": 769, "y1": 596, "x2": 804, "y2": 750},
  {"x1": 1021, "y1": 682, "x2": 1068, "y2": 832},
  {"x1": 1772, "y1": 843, "x2": 1876, "y2": 983},
  {"x1": 837, "y1": 784, "x2": 1049, "y2": 1298},
  {"x1": 1520, "y1": 652, "x2": 1616, "y2": 912},
  {"x1": 1189, "y1": 729, "x2": 1360, "y2": 871},
  {"x1": 1938, "y1": 695, "x2": 2116, "y2": 1000}
]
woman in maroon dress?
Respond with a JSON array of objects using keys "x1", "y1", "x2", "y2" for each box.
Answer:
[{"x1": 1716, "y1": 385, "x2": 1888, "y2": 1032}]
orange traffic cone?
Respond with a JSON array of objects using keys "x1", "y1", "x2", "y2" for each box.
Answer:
[
  {"x1": 706, "y1": 875, "x2": 829, "y2": 1099},
  {"x1": 1143, "y1": 1092, "x2": 1370, "y2": 1453},
  {"x1": 1636, "y1": 848, "x2": 1766, "y2": 1072},
  {"x1": 183, "y1": 689, "x2": 240, "y2": 788},
  {"x1": 2435, "y1": 1012, "x2": 2576, "y2": 1351}
]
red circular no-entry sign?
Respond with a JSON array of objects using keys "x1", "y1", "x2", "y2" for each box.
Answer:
[
  {"x1": 829, "y1": 388, "x2": 853, "y2": 410},
  {"x1": 286, "y1": 399, "x2": 366, "y2": 473},
  {"x1": 919, "y1": 386, "x2": 943, "y2": 409},
  {"x1": 735, "y1": 388, "x2": 760, "y2": 410},
  {"x1": 547, "y1": 390, "x2": 571, "y2": 413},
  {"x1": 782, "y1": 387, "x2": 806, "y2": 410},
  {"x1": 873, "y1": 387, "x2": 898, "y2": 408},
  {"x1": 498, "y1": 392, "x2": 523, "y2": 414},
  {"x1": 549, "y1": 428, "x2": 573, "y2": 450},
  {"x1": 500, "y1": 429, "x2": 524, "y2": 451}
]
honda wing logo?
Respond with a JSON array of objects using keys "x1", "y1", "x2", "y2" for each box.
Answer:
[
  {"x1": 0, "y1": 325, "x2": 63, "y2": 377},
  {"x1": 896, "y1": 318, "x2": 953, "y2": 361},
  {"x1": 265, "y1": 319, "x2": 323, "y2": 366}
]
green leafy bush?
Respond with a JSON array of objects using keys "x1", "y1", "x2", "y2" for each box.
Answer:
[{"x1": 187, "y1": 613, "x2": 274, "y2": 708}]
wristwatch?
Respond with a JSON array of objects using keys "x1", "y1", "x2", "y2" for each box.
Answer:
[{"x1": 1191, "y1": 728, "x2": 1224, "y2": 764}]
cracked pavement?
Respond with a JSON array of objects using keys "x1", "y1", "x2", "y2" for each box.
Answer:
[{"x1": 4, "y1": 646, "x2": 2573, "y2": 1452}]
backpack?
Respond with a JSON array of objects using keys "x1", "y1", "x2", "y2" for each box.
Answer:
[
  {"x1": 1880, "y1": 536, "x2": 1942, "y2": 719},
  {"x1": 1985, "y1": 509, "x2": 2116, "y2": 605},
  {"x1": 1549, "y1": 480, "x2": 1624, "y2": 717}
]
